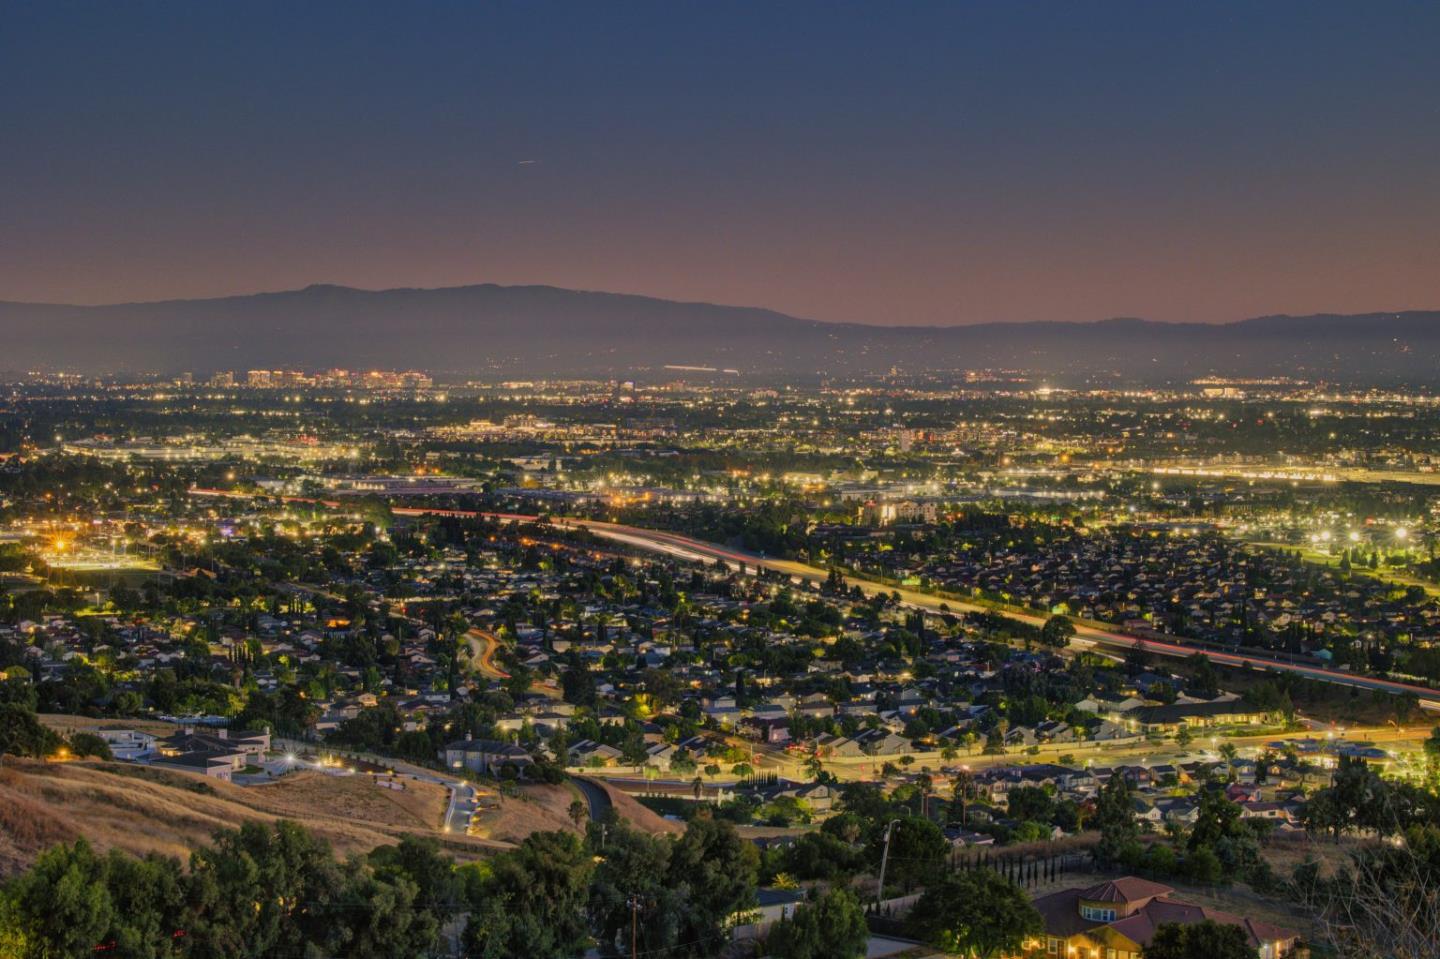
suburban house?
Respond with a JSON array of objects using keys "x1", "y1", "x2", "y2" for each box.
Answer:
[
  {"x1": 1125, "y1": 700, "x2": 1266, "y2": 733},
  {"x1": 158, "y1": 727, "x2": 271, "y2": 761},
  {"x1": 441, "y1": 736, "x2": 535, "y2": 777},
  {"x1": 1032, "y1": 877, "x2": 1300, "y2": 959},
  {"x1": 568, "y1": 739, "x2": 624, "y2": 767},
  {"x1": 740, "y1": 714, "x2": 791, "y2": 744},
  {"x1": 92, "y1": 728, "x2": 157, "y2": 760},
  {"x1": 152, "y1": 750, "x2": 240, "y2": 781}
]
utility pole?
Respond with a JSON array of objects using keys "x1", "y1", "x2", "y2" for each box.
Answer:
[
  {"x1": 876, "y1": 818, "x2": 901, "y2": 907},
  {"x1": 627, "y1": 895, "x2": 642, "y2": 959}
]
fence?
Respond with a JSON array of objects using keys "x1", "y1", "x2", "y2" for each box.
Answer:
[{"x1": 949, "y1": 847, "x2": 1096, "y2": 888}]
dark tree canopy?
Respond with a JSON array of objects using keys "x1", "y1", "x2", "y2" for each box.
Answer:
[
  {"x1": 1143, "y1": 920, "x2": 1259, "y2": 959},
  {"x1": 765, "y1": 887, "x2": 869, "y2": 959},
  {"x1": 905, "y1": 869, "x2": 1043, "y2": 958}
]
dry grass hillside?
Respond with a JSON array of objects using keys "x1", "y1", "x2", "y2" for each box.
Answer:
[
  {"x1": 0, "y1": 757, "x2": 503, "y2": 878},
  {"x1": 472, "y1": 780, "x2": 684, "y2": 842},
  {"x1": 594, "y1": 780, "x2": 686, "y2": 835},
  {"x1": 476, "y1": 782, "x2": 588, "y2": 843},
  {"x1": 38, "y1": 714, "x2": 176, "y2": 738},
  {"x1": 1, "y1": 757, "x2": 691, "y2": 879}
]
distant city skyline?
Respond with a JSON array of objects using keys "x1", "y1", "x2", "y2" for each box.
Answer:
[{"x1": 4, "y1": 2, "x2": 1440, "y2": 326}]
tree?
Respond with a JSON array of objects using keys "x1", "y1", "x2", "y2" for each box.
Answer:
[
  {"x1": 3, "y1": 838, "x2": 192, "y2": 959},
  {"x1": 1186, "y1": 654, "x2": 1220, "y2": 698},
  {"x1": 367, "y1": 835, "x2": 462, "y2": 922},
  {"x1": 463, "y1": 830, "x2": 594, "y2": 958},
  {"x1": 665, "y1": 814, "x2": 759, "y2": 956},
  {"x1": 4, "y1": 839, "x2": 116, "y2": 957},
  {"x1": 1143, "y1": 920, "x2": 1258, "y2": 959},
  {"x1": 953, "y1": 768, "x2": 976, "y2": 826},
  {"x1": 323, "y1": 865, "x2": 439, "y2": 958},
  {"x1": 588, "y1": 821, "x2": 679, "y2": 957},
  {"x1": 1040, "y1": 615, "x2": 1076, "y2": 648},
  {"x1": 906, "y1": 869, "x2": 1043, "y2": 958},
  {"x1": 1301, "y1": 754, "x2": 1417, "y2": 839},
  {"x1": 186, "y1": 819, "x2": 347, "y2": 957},
  {"x1": 0, "y1": 673, "x2": 37, "y2": 710},
  {"x1": 774, "y1": 831, "x2": 866, "y2": 881},
  {"x1": 0, "y1": 891, "x2": 32, "y2": 958},
  {"x1": 803, "y1": 753, "x2": 825, "y2": 781},
  {"x1": 1095, "y1": 774, "x2": 1139, "y2": 865},
  {"x1": 1218, "y1": 742, "x2": 1239, "y2": 781},
  {"x1": 1424, "y1": 725, "x2": 1440, "y2": 787},
  {"x1": 1006, "y1": 785, "x2": 1055, "y2": 825},
  {"x1": 4, "y1": 819, "x2": 445, "y2": 959},
  {"x1": 0, "y1": 704, "x2": 61, "y2": 758},
  {"x1": 765, "y1": 887, "x2": 869, "y2": 959},
  {"x1": 1126, "y1": 639, "x2": 1153, "y2": 676},
  {"x1": 1182, "y1": 845, "x2": 1224, "y2": 885},
  {"x1": 1189, "y1": 788, "x2": 1244, "y2": 852},
  {"x1": 875, "y1": 816, "x2": 947, "y2": 891},
  {"x1": 68, "y1": 731, "x2": 113, "y2": 760},
  {"x1": 1299, "y1": 821, "x2": 1440, "y2": 959}
]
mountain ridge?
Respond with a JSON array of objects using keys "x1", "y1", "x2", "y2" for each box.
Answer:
[{"x1": 2, "y1": 282, "x2": 1438, "y2": 382}]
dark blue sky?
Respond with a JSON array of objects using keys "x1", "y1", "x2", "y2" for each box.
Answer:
[{"x1": 3, "y1": 2, "x2": 1439, "y2": 324}]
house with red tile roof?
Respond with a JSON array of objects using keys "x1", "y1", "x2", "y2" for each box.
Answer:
[{"x1": 1031, "y1": 876, "x2": 1299, "y2": 959}]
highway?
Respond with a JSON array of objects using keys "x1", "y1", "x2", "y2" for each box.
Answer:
[
  {"x1": 188, "y1": 487, "x2": 1440, "y2": 709},
  {"x1": 561, "y1": 520, "x2": 1440, "y2": 711}
]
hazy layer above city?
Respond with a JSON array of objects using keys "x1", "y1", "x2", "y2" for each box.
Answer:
[{"x1": 3, "y1": 283, "x2": 1440, "y2": 384}]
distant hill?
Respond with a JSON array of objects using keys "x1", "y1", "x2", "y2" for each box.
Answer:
[{"x1": 2, "y1": 283, "x2": 1439, "y2": 382}]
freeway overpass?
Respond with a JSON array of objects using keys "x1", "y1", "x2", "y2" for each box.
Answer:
[{"x1": 188, "y1": 487, "x2": 1440, "y2": 709}]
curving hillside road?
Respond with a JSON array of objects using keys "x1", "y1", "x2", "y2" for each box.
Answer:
[
  {"x1": 570, "y1": 775, "x2": 612, "y2": 822},
  {"x1": 464, "y1": 627, "x2": 510, "y2": 680}
]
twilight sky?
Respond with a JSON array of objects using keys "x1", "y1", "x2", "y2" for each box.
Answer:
[{"x1": 3, "y1": 2, "x2": 1439, "y2": 326}]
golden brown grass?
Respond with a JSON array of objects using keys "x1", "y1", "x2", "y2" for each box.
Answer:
[
  {"x1": 593, "y1": 780, "x2": 686, "y2": 835},
  {"x1": 467, "y1": 780, "x2": 683, "y2": 843},
  {"x1": 38, "y1": 713, "x2": 176, "y2": 738},
  {"x1": 0, "y1": 757, "x2": 504, "y2": 878},
  {"x1": 473, "y1": 783, "x2": 582, "y2": 843}
]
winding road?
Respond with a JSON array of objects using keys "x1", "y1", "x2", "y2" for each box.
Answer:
[
  {"x1": 570, "y1": 775, "x2": 613, "y2": 822},
  {"x1": 464, "y1": 627, "x2": 510, "y2": 680}
]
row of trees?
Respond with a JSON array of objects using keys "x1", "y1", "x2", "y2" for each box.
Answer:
[
  {"x1": 0, "y1": 823, "x2": 451, "y2": 958},
  {"x1": 0, "y1": 810, "x2": 763, "y2": 959}
]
